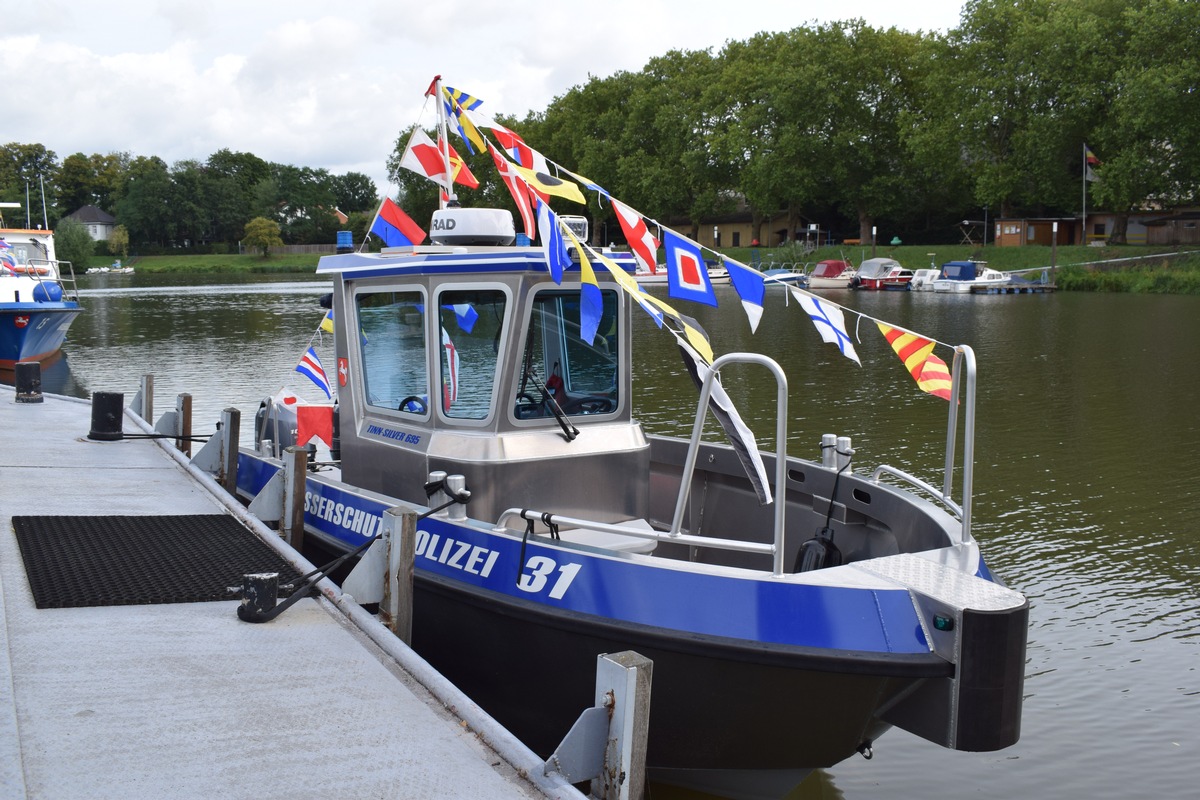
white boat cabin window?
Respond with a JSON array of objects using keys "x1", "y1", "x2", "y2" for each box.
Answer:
[
  {"x1": 515, "y1": 289, "x2": 619, "y2": 419},
  {"x1": 356, "y1": 289, "x2": 429, "y2": 415},
  {"x1": 438, "y1": 289, "x2": 508, "y2": 420}
]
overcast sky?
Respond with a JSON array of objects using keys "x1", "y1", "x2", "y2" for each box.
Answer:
[{"x1": 4, "y1": 1, "x2": 965, "y2": 195}]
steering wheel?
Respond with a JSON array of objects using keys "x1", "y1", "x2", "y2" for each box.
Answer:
[{"x1": 398, "y1": 395, "x2": 427, "y2": 413}]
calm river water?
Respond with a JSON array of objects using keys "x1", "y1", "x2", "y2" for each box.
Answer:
[{"x1": 24, "y1": 272, "x2": 1200, "y2": 799}]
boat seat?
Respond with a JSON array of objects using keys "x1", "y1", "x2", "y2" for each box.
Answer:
[{"x1": 556, "y1": 518, "x2": 658, "y2": 554}]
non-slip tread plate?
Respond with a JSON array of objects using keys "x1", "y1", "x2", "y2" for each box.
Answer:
[{"x1": 11, "y1": 514, "x2": 302, "y2": 609}]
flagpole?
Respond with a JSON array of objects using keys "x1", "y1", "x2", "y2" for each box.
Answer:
[
  {"x1": 1082, "y1": 142, "x2": 1087, "y2": 245},
  {"x1": 431, "y1": 75, "x2": 454, "y2": 208}
]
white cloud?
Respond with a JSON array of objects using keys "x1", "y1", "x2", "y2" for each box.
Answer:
[{"x1": 3, "y1": 1, "x2": 964, "y2": 195}]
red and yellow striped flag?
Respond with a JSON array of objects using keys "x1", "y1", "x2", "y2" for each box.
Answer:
[{"x1": 876, "y1": 323, "x2": 953, "y2": 400}]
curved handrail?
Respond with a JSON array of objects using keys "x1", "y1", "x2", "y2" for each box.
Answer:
[{"x1": 667, "y1": 352, "x2": 790, "y2": 575}]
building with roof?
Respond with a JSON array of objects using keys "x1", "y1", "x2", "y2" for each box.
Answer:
[{"x1": 63, "y1": 205, "x2": 117, "y2": 242}]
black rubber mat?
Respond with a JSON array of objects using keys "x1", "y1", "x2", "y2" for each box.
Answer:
[{"x1": 11, "y1": 515, "x2": 303, "y2": 609}]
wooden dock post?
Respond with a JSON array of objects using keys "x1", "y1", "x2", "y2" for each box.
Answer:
[
  {"x1": 176, "y1": 393, "x2": 192, "y2": 457},
  {"x1": 281, "y1": 445, "x2": 307, "y2": 550},
  {"x1": 219, "y1": 408, "x2": 240, "y2": 495},
  {"x1": 379, "y1": 506, "x2": 418, "y2": 645}
]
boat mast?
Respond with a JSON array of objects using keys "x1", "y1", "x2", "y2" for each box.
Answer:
[{"x1": 430, "y1": 74, "x2": 456, "y2": 210}]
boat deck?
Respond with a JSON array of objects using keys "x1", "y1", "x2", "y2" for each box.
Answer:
[{"x1": 0, "y1": 389, "x2": 581, "y2": 799}]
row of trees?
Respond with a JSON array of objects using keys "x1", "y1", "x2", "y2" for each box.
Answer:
[
  {"x1": 0, "y1": 144, "x2": 379, "y2": 251},
  {"x1": 4, "y1": 0, "x2": 1198, "y2": 250},
  {"x1": 387, "y1": 0, "x2": 1199, "y2": 246}
]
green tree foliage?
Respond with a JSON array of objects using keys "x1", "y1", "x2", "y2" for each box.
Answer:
[
  {"x1": 331, "y1": 171, "x2": 379, "y2": 214},
  {"x1": 1092, "y1": 0, "x2": 1200, "y2": 241},
  {"x1": 115, "y1": 156, "x2": 173, "y2": 246},
  {"x1": 242, "y1": 216, "x2": 283, "y2": 256},
  {"x1": 53, "y1": 217, "x2": 94, "y2": 270},
  {"x1": 108, "y1": 225, "x2": 130, "y2": 261},
  {"x1": 0, "y1": 143, "x2": 59, "y2": 227},
  {"x1": 12, "y1": 1, "x2": 1200, "y2": 250}
]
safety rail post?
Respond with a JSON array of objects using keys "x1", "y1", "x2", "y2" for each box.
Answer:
[
  {"x1": 130, "y1": 374, "x2": 154, "y2": 423},
  {"x1": 218, "y1": 408, "x2": 240, "y2": 495},
  {"x1": 942, "y1": 345, "x2": 977, "y2": 543},
  {"x1": 543, "y1": 651, "x2": 652, "y2": 800},
  {"x1": 281, "y1": 445, "x2": 307, "y2": 550},
  {"x1": 176, "y1": 393, "x2": 193, "y2": 457},
  {"x1": 379, "y1": 506, "x2": 418, "y2": 645}
]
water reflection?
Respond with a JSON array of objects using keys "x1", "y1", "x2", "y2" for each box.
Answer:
[{"x1": 17, "y1": 274, "x2": 1200, "y2": 799}]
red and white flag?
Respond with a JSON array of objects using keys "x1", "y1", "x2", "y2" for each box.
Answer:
[
  {"x1": 399, "y1": 128, "x2": 450, "y2": 188},
  {"x1": 487, "y1": 141, "x2": 536, "y2": 239},
  {"x1": 613, "y1": 200, "x2": 659, "y2": 274}
]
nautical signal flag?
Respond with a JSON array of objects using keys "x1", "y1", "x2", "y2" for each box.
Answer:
[
  {"x1": 369, "y1": 198, "x2": 426, "y2": 248},
  {"x1": 662, "y1": 229, "x2": 717, "y2": 307},
  {"x1": 612, "y1": 200, "x2": 658, "y2": 274},
  {"x1": 537, "y1": 199, "x2": 569, "y2": 284},
  {"x1": 513, "y1": 166, "x2": 586, "y2": 205},
  {"x1": 876, "y1": 323, "x2": 953, "y2": 400},
  {"x1": 488, "y1": 142, "x2": 537, "y2": 240},
  {"x1": 724, "y1": 258, "x2": 766, "y2": 333},
  {"x1": 296, "y1": 347, "x2": 332, "y2": 399},
  {"x1": 400, "y1": 127, "x2": 450, "y2": 188},
  {"x1": 560, "y1": 225, "x2": 604, "y2": 346},
  {"x1": 791, "y1": 290, "x2": 861, "y2": 366},
  {"x1": 442, "y1": 137, "x2": 479, "y2": 189}
]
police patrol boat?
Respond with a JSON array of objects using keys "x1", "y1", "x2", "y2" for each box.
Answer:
[{"x1": 236, "y1": 198, "x2": 1027, "y2": 799}]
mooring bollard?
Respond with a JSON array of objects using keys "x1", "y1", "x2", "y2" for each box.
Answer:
[
  {"x1": 14, "y1": 361, "x2": 43, "y2": 404},
  {"x1": 88, "y1": 391, "x2": 125, "y2": 440},
  {"x1": 237, "y1": 572, "x2": 279, "y2": 621}
]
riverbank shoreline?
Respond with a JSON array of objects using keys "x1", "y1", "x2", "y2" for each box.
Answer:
[{"x1": 92, "y1": 244, "x2": 1200, "y2": 293}]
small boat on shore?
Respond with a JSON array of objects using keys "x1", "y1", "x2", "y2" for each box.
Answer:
[
  {"x1": 933, "y1": 260, "x2": 1011, "y2": 293},
  {"x1": 853, "y1": 257, "x2": 913, "y2": 290},
  {"x1": 0, "y1": 223, "x2": 83, "y2": 367},
  {"x1": 234, "y1": 76, "x2": 1027, "y2": 800},
  {"x1": 806, "y1": 259, "x2": 857, "y2": 289}
]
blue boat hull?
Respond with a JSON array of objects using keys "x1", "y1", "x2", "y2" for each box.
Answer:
[
  {"x1": 0, "y1": 303, "x2": 82, "y2": 366},
  {"x1": 237, "y1": 452, "x2": 1025, "y2": 797}
]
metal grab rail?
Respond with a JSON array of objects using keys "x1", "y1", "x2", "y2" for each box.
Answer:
[
  {"x1": 492, "y1": 509, "x2": 775, "y2": 557},
  {"x1": 870, "y1": 344, "x2": 977, "y2": 545},
  {"x1": 668, "y1": 353, "x2": 790, "y2": 575}
]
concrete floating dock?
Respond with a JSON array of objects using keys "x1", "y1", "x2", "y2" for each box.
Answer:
[{"x1": 0, "y1": 388, "x2": 586, "y2": 799}]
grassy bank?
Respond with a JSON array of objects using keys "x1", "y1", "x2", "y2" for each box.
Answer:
[{"x1": 111, "y1": 244, "x2": 1200, "y2": 293}]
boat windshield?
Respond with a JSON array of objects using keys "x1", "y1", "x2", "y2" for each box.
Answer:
[
  {"x1": 356, "y1": 289, "x2": 429, "y2": 415},
  {"x1": 438, "y1": 289, "x2": 508, "y2": 420},
  {"x1": 515, "y1": 289, "x2": 620, "y2": 418}
]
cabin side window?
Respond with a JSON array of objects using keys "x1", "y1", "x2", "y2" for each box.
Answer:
[
  {"x1": 356, "y1": 289, "x2": 429, "y2": 415},
  {"x1": 515, "y1": 289, "x2": 620, "y2": 419},
  {"x1": 438, "y1": 289, "x2": 508, "y2": 420}
]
